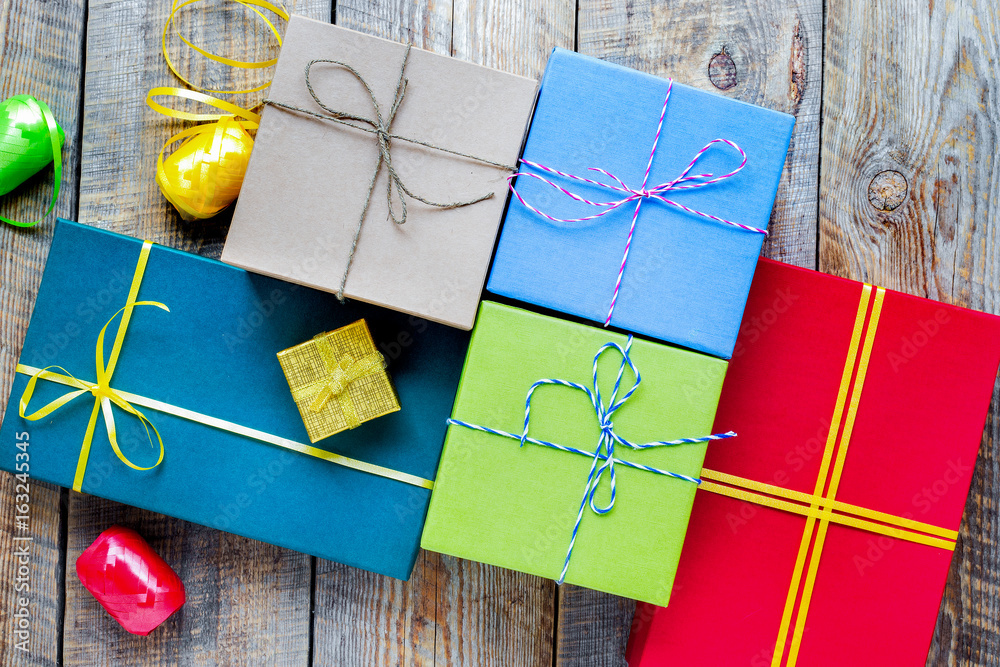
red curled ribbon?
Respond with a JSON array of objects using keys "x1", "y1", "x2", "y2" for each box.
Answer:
[{"x1": 76, "y1": 525, "x2": 186, "y2": 635}]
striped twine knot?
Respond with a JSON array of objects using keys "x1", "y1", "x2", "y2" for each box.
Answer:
[
  {"x1": 507, "y1": 79, "x2": 767, "y2": 327},
  {"x1": 448, "y1": 335, "x2": 737, "y2": 584}
]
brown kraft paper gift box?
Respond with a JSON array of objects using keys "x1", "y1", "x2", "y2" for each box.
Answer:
[{"x1": 222, "y1": 16, "x2": 538, "y2": 330}]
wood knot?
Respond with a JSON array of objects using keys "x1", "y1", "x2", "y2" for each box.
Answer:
[
  {"x1": 867, "y1": 170, "x2": 908, "y2": 212},
  {"x1": 708, "y1": 48, "x2": 737, "y2": 90}
]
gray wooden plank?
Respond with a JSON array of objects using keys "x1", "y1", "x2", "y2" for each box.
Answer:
[
  {"x1": 453, "y1": 0, "x2": 574, "y2": 79},
  {"x1": 313, "y1": 551, "x2": 555, "y2": 666},
  {"x1": 819, "y1": 0, "x2": 1000, "y2": 664},
  {"x1": 0, "y1": 0, "x2": 86, "y2": 664},
  {"x1": 62, "y1": 1, "x2": 329, "y2": 664},
  {"x1": 556, "y1": 585, "x2": 633, "y2": 667}
]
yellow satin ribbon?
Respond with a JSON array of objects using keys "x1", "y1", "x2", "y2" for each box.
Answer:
[
  {"x1": 16, "y1": 241, "x2": 433, "y2": 492},
  {"x1": 162, "y1": 0, "x2": 289, "y2": 95},
  {"x1": 698, "y1": 284, "x2": 953, "y2": 666},
  {"x1": 153, "y1": 0, "x2": 288, "y2": 219},
  {"x1": 699, "y1": 469, "x2": 957, "y2": 550},
  {"x1": 147, "y1": 88, "x2": 259, "y2": 220},
  {"x1": 19, "y1": 242, "x2": 166, "y2": 491}
]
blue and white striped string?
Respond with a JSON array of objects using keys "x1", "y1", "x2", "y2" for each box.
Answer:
[{"x1": 446, "y1": 335, "x2": 736, "y2": 584}]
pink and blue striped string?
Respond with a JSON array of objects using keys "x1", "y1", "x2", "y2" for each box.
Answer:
[
  {"x1": 446, "y1": 335, "x2": 736, "y2": 585},
  {"x1": 508, "y1": 79, "x2": 768, "y2": 327}
]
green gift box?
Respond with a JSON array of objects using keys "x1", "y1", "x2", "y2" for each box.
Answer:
[{"x1": 421, "y1": 302, "x2": 729, "y2": 605}]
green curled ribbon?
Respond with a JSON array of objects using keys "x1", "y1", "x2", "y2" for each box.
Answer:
[{"x1": 0, "y1": 95, "x2": 64, "y2": 228}]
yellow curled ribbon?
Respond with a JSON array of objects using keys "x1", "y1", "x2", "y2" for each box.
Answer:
[
  {"x1": 147, "y1": 87, "x2": 260, "y2": 220},
  {"x1": 162, "y1": 0, "x2": 290, "y2": 95},
  {"x1": 16, "y1": 241, "x2": 434, "y2": 492},
  {"x1": 290, "y1": 337, "x2": 388, "y2": 428}
]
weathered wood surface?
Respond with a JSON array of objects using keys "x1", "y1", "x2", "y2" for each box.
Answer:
[
  {"x1": 62, "y1": 1, "x2": 329, "y2": 665},
  {"x1": 313, "y1": 551, "x2": 554, "y2": 666},
  {"x1": 0, "y1": 0, "x2": 86, "y2": 665},
  {"x1": 819, "y1": 1, "x2": 1000, "y2": 665}
]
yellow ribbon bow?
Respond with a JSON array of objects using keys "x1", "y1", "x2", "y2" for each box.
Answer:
[
  {"x1": 292, "y1": 336, "x2": 387, "y2": 429},
  {"x1": 18, "y1": 242, "x2": 168, "y2": 492}
]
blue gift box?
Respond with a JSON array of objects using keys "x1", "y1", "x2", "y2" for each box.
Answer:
[
  {"x1": 0, "y1": 220, "x2": 468, "y2": 580},
  {"x1": 488, "y1": 49, "x2": 795, "y2": 359}
]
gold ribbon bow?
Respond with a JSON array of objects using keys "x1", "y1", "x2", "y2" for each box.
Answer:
[
  {"x1": 18, "y1": 242, "x2": 167, "y2": 492},
  {"x1": 291, "y1": 336, "x2": 387, "y2": 429}
]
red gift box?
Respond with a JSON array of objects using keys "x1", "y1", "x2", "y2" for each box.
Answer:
[
  {"x1": 627, "y1": 258, "x2": 1000, "y2": 667},
  {"x1": 76, "y1": 526, "x2": 185, "y2": 635}
]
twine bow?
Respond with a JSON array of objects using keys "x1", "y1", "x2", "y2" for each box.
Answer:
[
  {"x1": 262, "y1": 45, "x2": 516, "y2": 300},
  {"x1": 447, "y1": 335, "x2": 736, "y2": 584},
  {"x1": 18, "y1": 242, "x2": 168, "y2": 492},
  {"x1": 508, "y1": 79, "x2": 768, "y2": 327},
  {"x1": 291, "y1": 335, "x2": 387, "y2": 429}
]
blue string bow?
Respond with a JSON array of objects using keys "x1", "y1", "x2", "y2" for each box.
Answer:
[{"x1": 447, "y1": 335, "x2": 736, "y2": 584}]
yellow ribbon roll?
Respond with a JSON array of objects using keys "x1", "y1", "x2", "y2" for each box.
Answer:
[
  {"x1": 147, "y1": 88, "x2": 259, "y2": 220},
  {"x1": 151, "y1": 0, "x2": 289, "y2": 220}
]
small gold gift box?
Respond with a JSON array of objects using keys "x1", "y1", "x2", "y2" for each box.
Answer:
[{"x1": 277, "y1": 320, "x2": 400, "y2": 443}]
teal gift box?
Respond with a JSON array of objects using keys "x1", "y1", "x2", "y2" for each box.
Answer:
[
  {"x1": 488, "y1": 49, "x2": 795, "y2": 359},
  {"x1": 0, "y1": 220, "x2": 469, "y2": 580}
]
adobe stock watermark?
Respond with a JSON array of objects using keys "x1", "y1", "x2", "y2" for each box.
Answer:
[
  {"x1": 11, "y1": 430, "x2": 32, "y2": 653},
  {"x1": 886, "y1": 308, "x2": 950, "y2": 373},
  {"x1": 211, "y1": 449, "x2": 297, "y2": 531},
  {"x1": 725, "y1": 418, "x2": 832, "y2": 535},
  {"x1": 731, "y1": 285, "x2": 799, "y2": 359},
  {"x1": 25, "y1": 267, "x2": 134, "y2": 370},
  {"x1": 852, "y1": 458, "x2": 971, "y2": 576}
]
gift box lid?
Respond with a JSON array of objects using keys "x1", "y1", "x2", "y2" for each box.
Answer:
[
  {"x1": 626, "y1": 258, "x2": 1000, "y2": 666},
  {"x1": 488, "y1": 48, "x2": 795, "y2": 358},
  {"x1": 221, "y1": 16, "x2": 538, "y2": 331},
  {"x1": 421, "y1": 301, "x2": 729, "y2": 606},
  {"x1": 0, "y1": 219, "x2": 469, "y2": 580}
]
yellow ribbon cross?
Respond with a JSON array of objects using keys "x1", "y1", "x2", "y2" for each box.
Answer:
[
  {"x1": 18, "y1": 242, "x2": 167, "y2": 492},
  {"x1": 698, "y1": 284, "x2": 956, "y2": 666}
]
